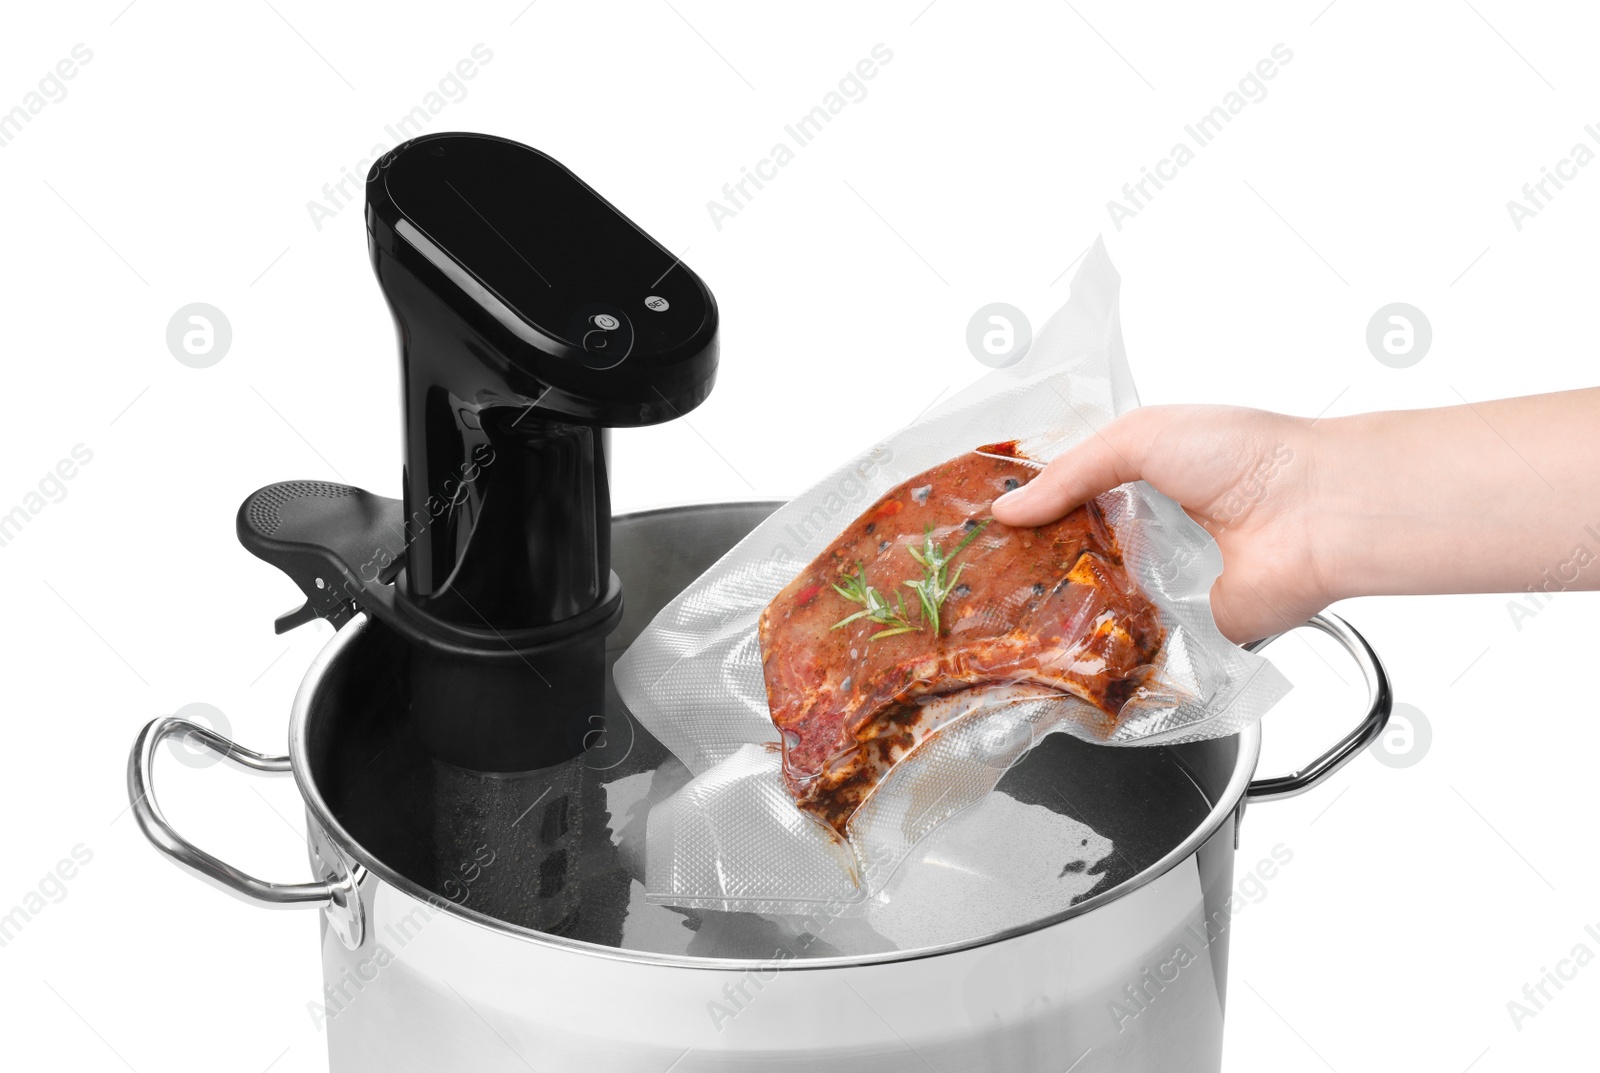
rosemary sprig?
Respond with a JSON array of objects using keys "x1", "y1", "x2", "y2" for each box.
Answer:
[
  {"x1": 829, "y1": 518, "x2": 992, "y2": 640},
  {"x1": 903, "y1": 519, "x2": 991, "y2": 635},
  {"x1": 830, "y1": 563, "x2": 919, "y2": 640}
]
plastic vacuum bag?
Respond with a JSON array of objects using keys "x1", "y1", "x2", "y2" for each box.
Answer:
[{"x1": 615, "y1": 238, "x2": 1291, "y2": 915}]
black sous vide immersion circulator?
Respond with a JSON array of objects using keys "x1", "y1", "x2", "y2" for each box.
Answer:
[{"x1": 238, "y1": 132, "x2": 717, "y2": 778}]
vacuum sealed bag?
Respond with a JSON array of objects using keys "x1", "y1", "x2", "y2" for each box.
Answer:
[{"x1": 614, "y1": 239, "x2": 1291, "y2": 915}]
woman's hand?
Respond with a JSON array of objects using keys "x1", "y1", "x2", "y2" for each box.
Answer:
[
  {"x1": 992, "y1": 390, "x2": 1600, "y2": 644},
  {"x1": 993, "y1": 405, "x2": 1333, "y2": 644}
]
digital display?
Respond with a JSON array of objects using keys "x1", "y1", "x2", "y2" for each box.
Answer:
[{"x1": 382, "y1": 136, "x2": 708, "y2": 360}]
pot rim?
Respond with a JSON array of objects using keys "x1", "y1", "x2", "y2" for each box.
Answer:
[{"x1": 288, "y1": 511, "x2": 1263, "y2": 973}]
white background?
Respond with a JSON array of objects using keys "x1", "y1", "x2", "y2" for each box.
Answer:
[{"x1": 2, "y1": 1, "x2": 1597, "y2": 1070}]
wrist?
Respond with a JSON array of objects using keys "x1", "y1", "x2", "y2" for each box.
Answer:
[{"x1": 1298, "y1": 409, "x2": 1403, "y2": 606}]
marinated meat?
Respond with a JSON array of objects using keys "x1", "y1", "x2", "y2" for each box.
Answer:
[{"x1": 758, "y1": 444, "x2": 1164, "y2": 834}]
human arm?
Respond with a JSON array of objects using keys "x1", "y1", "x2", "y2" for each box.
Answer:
[{"x1": 990, "y1": 391, "x2": 1600, "y2": 643}]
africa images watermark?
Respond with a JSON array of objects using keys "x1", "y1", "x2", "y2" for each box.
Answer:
[
  {"x1": 0, "y1": 844, "x2": 94, "y2": 950},
  {"x1": 765, "y1": 443, "x2": 895, "y2": 566},
  {"x1": 305, "y1": 43, "x2": 496, "y2": 232},
  {"x1": 308, "y1": 839, "x2": 508, "y2": 1029},
  {"x1": 705, "y1": 905, "x2": 850, "y2": 1031},
  {"x1": 1504, "y1": 124, "x2": 1600, "y2": 231},
  {"x1": 1106, "y1": 43, "x2": 1295, "y2": 231},
  {"x1": 0, "y1": 43, "x2": 93, "y2": 151},
  {"x1": 1505, "y1": 920, "x2": 1600, "y2": 1031},
  {"x1": 308, "y1": 894, "x2": 450, "y2": 1030},
  {"x1": 1207, "y1": 442, "x2": 1293, "y2": 535},
  {"x1": 1505, "y1": 523, "x2": 1600, "y2": 632},
  {"x1": 0, "y1": 444, "x2": 94, "y2": 551},
  {"x1": 1107, "y1": 842, "x2": 1293, "y2": 1032},
  {"x1": 706, "y1": 43, "x2": 895, "y2": 231},
  {"x1": 350, "y1": 443, "x2": 496, "y2": 587}
]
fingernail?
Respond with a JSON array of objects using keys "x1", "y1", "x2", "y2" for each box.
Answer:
[{"x1": 993, "y1": 488, "x2": 1024, "y2": 509}]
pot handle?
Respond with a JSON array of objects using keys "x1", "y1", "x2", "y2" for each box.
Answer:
[
  {"x1": 127, "y1": 716, "x2": 340, "y2": 907},
  {"x1": 1242, "y1": 612, "x2": 1392, "y2": 803}
]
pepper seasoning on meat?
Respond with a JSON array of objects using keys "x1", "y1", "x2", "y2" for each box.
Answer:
[{"x1": 758, "y1": 443, "x2": 1164, "y2": 834}]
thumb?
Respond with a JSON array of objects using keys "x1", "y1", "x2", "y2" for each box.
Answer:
[{"x1": 991, "y1": 415, "x2": 1146, "y2": 527}]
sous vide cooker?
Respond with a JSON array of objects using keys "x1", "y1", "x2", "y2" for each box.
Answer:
[{"x1": 129, "y1": 131, "x2": 1391, "y2": 1072}]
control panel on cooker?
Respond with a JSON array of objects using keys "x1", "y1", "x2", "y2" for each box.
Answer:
[{"x1": 377, "y1": 133, "x2": 707, "y2": 369}]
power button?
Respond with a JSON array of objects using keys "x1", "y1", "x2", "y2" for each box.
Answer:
[{"x1": 568, "y1": 303, "x2": 633, "y2": 370}]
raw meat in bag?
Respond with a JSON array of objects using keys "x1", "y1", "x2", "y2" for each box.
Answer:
[
  {"x1": 613, "y1": 238, "x2": 1291, "y2": 915},
  {"x1": 761, "y1": 445, "x2": 1164, "y2": 834}
]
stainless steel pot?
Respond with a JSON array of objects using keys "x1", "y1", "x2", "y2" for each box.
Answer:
[{"x1": 130, "y1": 502, "x2": 1389, "y2": 1073}]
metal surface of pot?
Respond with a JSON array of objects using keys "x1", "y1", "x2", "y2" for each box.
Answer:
[{"x1": 130, "y1": 501, "x2": 1391, "y2": 1072}]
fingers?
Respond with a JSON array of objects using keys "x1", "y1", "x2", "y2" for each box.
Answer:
[{"x1": 992, "y1": 413, "x2": 1148, "y2": 527}]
